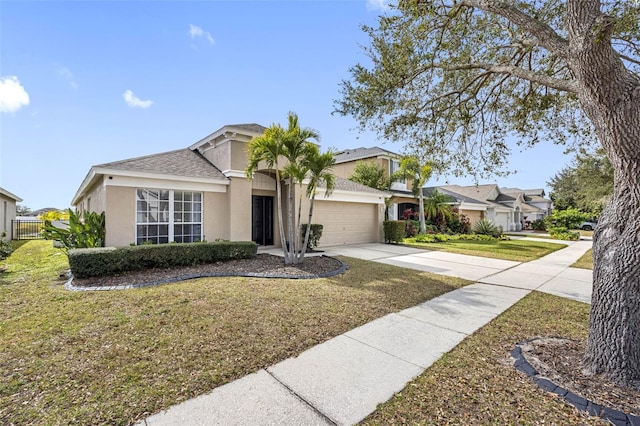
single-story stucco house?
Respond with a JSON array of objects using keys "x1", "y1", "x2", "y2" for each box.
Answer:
[
  {"x1": 0, "y1": 187, "x2": 22, "y2": 240},
  {"x1": 71, "y1": 124, "x2": 387, "y2": 248}
]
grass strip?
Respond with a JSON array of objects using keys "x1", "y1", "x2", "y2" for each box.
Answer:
[
  {"x1": 362, "y1": 291, "x2": 599, "y2": 425},
  {"x1": 572, "y1": 248, "x2": 593, "y2": 270},
  {"x1": 404, "y1": 238, "x2": 565, "y2": 262},
  {"x1": 0, "y1": 240, "x2": 469, "y2": 426}
]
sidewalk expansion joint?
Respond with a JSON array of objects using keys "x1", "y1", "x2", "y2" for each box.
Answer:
[{"x1": 264, "y1": 369, "x2": 338, "y2": 426}]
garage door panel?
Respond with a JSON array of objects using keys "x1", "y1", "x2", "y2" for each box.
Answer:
[{"x1": 312, "y1": 201, "x2": 380, "y2": 246}]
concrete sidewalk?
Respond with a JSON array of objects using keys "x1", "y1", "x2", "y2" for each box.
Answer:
[{"x1": 137, "y1": 241, "x2": 593, "y2": 426}]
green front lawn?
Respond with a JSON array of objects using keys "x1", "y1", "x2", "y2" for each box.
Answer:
[
  {"x1": 404, "y1": 238, "x2": 565, "y2": 262},
  {"x1": 0, "y1": 241, "x2": 469, "y2": 426},
  {"x1": 362, "y1": 291, "x2": 598, "y2": 425}
]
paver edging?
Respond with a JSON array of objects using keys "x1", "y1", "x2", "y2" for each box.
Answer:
[
  {"x1": 65, "y1": 255, "x2": 349, "y2": 292},
  {"x1": 511, "y1": 340, "x2": 639, "y2": 426}
]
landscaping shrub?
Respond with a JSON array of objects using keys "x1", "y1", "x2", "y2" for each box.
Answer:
[
  {"x1": 472, "y1": 219, "x2": 502, "y2": 238},
  {"x1": 447, "y1": 212, "x2": 471, "y2": 234},
  {"x1": 531, "y1": 218, "x2": 547, "y2": 231},
  {"x1": 300, "y1": 224, "x2": 324, "y2": 250},
  {"x1": 405, "y1": 220, "x2": 419, "y2": 237},
  {"x1": 547, "y1": 226, "x2": 580, "y2": 241},
  {"x1": 545, "y1": 208, "x2": 591, "y2": 229},
  {"x1": 0, "y1": 233, "x2": 12, "y2": 260},
  {"x1": 68, "y1": 241, "x2": 257, "y2": 279},
  {"x1": 408, "y1": 233, "x2": 510, "y2": 244},
  {"x1": 42, "y1": 209, "x2": 105, "y2": 252},
  {"x1": 384, "y1": 220, "x2": 406, "y2": 243}
]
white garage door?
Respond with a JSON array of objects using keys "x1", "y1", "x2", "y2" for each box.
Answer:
[
  {"x1": 494, "y1": 212, "x2": 510, "y2": 231},
  {"x1": 312, "y1": 201, "x2": 380, "y2": 246}
]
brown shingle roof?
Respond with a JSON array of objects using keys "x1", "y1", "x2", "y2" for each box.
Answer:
[{"x1": 95, "y1": 149, "x2": 227, "y2": 180}]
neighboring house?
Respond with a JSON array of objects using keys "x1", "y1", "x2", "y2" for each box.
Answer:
[
  {"x1": 71, "y1": 124, "x2": 387, "y2": 248},
  {"x1": 0, "y1": 187, "x2": 22, "y2": 240},
  {"x1": 426, "y1": 184, "x2": 553, "y2": 231},
  {"x1": 333, "y1": 147, "x2": 419, "y2": 219}
]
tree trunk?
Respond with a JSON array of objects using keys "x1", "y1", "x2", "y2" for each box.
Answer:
[
  {"x1": 565, "y1": 0, "x2": 640, "y2": 388},
  {"x1": 418, "y1": 191, "x2": 426, "y2": 234}
]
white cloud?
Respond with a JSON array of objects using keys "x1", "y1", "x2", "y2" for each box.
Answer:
[
  {"x1": 189, "y1": 24, "x2": 215, "y2": 45},
  {"x1": 123, "y1": 90, "x2": 153, "y2": 109},
  {"x1": 0, "y1": 76, "x2": 30, "y2": 113},
  {"x1": 58, "y1": 66, "x2": 78, "y2": 89},
  {"x1": 366, "y1": 0, "x2": 390, "y2": 11}
]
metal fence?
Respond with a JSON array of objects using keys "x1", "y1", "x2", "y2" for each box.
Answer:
[{"x1": 12, "y1": 220, "x2": 45, "y2": 240}]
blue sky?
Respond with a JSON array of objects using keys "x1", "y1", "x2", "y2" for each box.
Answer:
[{"x1": 0, "y1": 0, "x2": 571, "y2": 210}]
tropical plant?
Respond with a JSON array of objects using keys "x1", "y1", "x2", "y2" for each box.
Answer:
[
  {"x1": 393, "y1": 155, "x2": 433, "y2": 233},
  {"x1": 299, "y1": 145, "x2": 335, "y2": 260},
  {"x1": 246, "y1": 122, "x2": 288, "y2": 262},
  {"x1": 42, "y1": 209, "x2": 105, "y2": 252},
  {"x1": 348, "y1": 161, "x2": 395, "y2": 219},
  {"x1": 246, "y1": 112, "x2": 332, "y2": 264},
  {"x1": 472, "y1": 219, "x2": 502, "y2": 238},
  {"x1": 423, "y1": 189, "x2": 454, "y2": 231},
  {"x1": 0, "y1": 232, "x2": 12, "y2": 260},
  {"x1": 337, "y1": 0, "x2": 640, "y2": 386}
]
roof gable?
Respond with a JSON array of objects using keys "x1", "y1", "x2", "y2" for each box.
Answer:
[{"x1": 0, "y1": 187, "x2": 22, "y2": 202}]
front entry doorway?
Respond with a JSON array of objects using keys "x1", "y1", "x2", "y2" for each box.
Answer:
[{"x1": 252, "y1": 195, "x2": 274, "y2": 246}]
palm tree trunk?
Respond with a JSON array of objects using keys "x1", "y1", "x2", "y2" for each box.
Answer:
[
  {"x1": 300, "y1": 192, "x2": 316, "y2": 262},
  {"x1": 418, "y1": 191, "x2": 426, "y2": 234},
  {"x1": 286, "y1": 179, "x2": 295, "y2": 264},
  {"x1": 274, "y1": 170, "x2": 288, "y2": 260}
]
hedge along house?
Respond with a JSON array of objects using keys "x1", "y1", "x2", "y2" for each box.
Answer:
[
  {"x1": 0, "y1": 187, "x2": 22, "y2": 240},
  {"x1": 71, "y1": 124, "x2": 387, "y2": 248}
]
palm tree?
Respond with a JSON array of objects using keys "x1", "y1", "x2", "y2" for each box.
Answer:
[
  {"x1": 394, "y1": 156, "x2": 433, "y2": 233},
  {"x1": 423, "y1": 189, "x2": 454, "y2": 231},
  {"x1": 245, "y1": 124, "x2": 290, "y2": 261},
  {"x1": 281, "y1": 112, "x2": 320, "y2": 262},
  {"x1": 298, "y1": 146, "x2": 336, "y2": 261}
]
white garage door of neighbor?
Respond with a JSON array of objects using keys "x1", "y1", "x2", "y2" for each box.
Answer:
[
  {"x1": 313, "y1": 201, "x2": 380, "y2": 246},
  {"x1": 494, "y1": 212, "x2": 510, "y2": 231}
]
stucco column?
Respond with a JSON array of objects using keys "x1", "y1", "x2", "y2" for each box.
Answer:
[{"x1": 227, "y1": 176, "x2": 252, "y2": 242}]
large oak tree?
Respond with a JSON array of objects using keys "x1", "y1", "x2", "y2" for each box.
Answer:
[{"x1": 337, "y1": 0, "x2": 640, "y2": 388}]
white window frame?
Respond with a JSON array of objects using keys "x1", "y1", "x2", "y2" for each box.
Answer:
[{"x1": 135, "y1": 189, "x2": 202, "y2": 244}]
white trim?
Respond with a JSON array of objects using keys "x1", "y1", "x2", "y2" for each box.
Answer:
[
  {"x1": 0, "y1": 187, "x2": 22, "y2": 202},
  {"x1": 459, "y1": 202, "x2": 488, "y2": 211},
  {"x1": 106, "y1": 175, "x2": 228, "y2": 193},
  {"x1": 223, "y1": 170, "x2": 248, "y2": 178},
  {"x1": 314, "y1": 188, "x2": 386, "y2": 204}
]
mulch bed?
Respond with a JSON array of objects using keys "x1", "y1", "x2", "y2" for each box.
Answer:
[
  {"x1": 71, "y1": 254, "x2": 345, "y2": 288},
  {"x1": 520, "y1": 337, "x2": 640, "y2": 418}
]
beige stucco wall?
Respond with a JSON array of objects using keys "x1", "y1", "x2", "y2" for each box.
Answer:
[
  {"x1": 333, "y1": 158, "x2": 389, "y2": 181},
  {"x1": 0, "y1": 194, "x2": 17, "y2": 239},
  {"x1": 76, "y1": 177, "x2": 107, "y2": 214},
  {"x1": 227, "y1": 177, "x2": 252, "y2": 242},
  {"x1": 460, "y1": 209, "x2": 484, "y2": 226},
  {"x1": 105, "y1": 186, "x2": 136, "y2": 246}
]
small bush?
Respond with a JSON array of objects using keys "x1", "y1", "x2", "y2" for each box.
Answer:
[
  {"x1": 472, "y1": 219, "x2": 502, "y2": 238},
  {"x1": 384, "y1": 220, "x2": 406, "y2": 243},
  {"x1": 531, "y1": 218, "x2": 547, "y2": 231},
  {"x1": 405, "y1": 220, "x2": 419, "y2": 237},
  {"x1": 548, "y1": 226, "x2": 580, "y2": 241},
  {"x1": 68, "y1": 241, "x2": 257, "y2": 279},
  {"x1": 448, "y1": 213, "x2": 472, "y2": 234},
  {"x1": 0, "y1": 232, "x2": 12, "y2": 260},
  {"x1": 407, "y1": 233, "x2": 510, "y2": 244},
  {"x1": 301, "y1": 224, "x2": 324, "y2": 250}
]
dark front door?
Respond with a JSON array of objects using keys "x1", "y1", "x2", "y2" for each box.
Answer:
[{"x1": 252, "y1": 195, "x2": 273, "y2": 246}]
